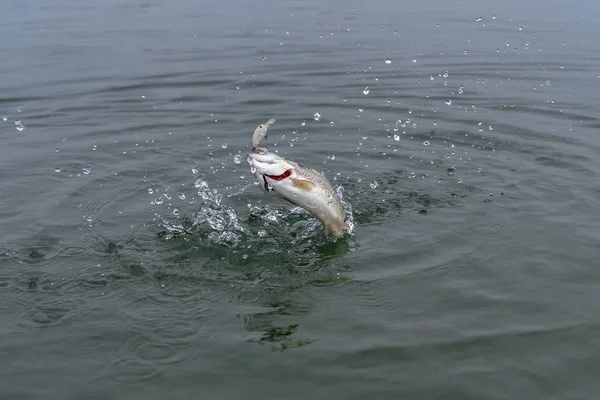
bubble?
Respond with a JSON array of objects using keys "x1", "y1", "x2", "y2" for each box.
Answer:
[
  {"x1": 329, "y1": 154, "x2": 336, "y2": 160},
  {"x1": 363, "y1": 86, "x2": 370, "y2": 95},
  {"x1": 15, "y1": 120, "x2": 24, "y2": 131},
  {"x1": 329, "y1": 121, "x2": 335, "y2": 127},
  {"x1": 443, "y1": 71, "x2": 449, "y2": 78},
  {"x1": 163, "y1": 193, "x2": 172, "y2": 200},
  {"x1": 301, "y1": 120, "x2": 306, "y2": 126},
  {"x1": 492, "y1": 14, "x2": 496, "y2": 19},
  {"x1": 154, "y1": 197, "x2": 164, "y2": 205},
  {"x1": 2, "y1": 115, "x2": 7, "y2": 121},
  {"x1": 422, "y1": 141, "x2": 431, "y2": 146},
  {"x1": 92, "y1": 144, "x2": 97, "y2": 150},
  {"x1": 369, "y1": 181, "x2": 379, "y2": 189},
  {"x1": 54, "y1": 167, "x2": 61, "y2": 173},
  {"x1": 313, "y1": 112, "x2": 321, "y2": 121},
  {"x1": 221, "y1": 143, "x2": 228, "y2": 149},
  {"x1": 83, "y1": 165, "x2": 91, "y2": 175},
  {"x1": 358, "y1": 108, "x2": 363, "y2": 112},
  {"x1": 475, "y1": 17, "x2": 483, "y2": 22},
  {"x1": 172, "y1": 209, "x2": 179, "y2": 216},
  {"x1": 148, "y1": 188, "x2": 154, "y2": 194},
  {"x1": 445, "y1": 99, "x2": 452, "y2": 105},
  {"x1": 192, "y1": 167, "x2": 199, "y2": 174},
  {"x1": 179, "y1": 193, "x2": 185, "y2": 200},
  {"x1": 257, "y1": 230, "x2": 267, "y2": 237},
  {"x1": 385, "y1": 57, "x2": 392, "y2": 64},
  {"x1": 412, "y1": 59, "x2": 417, "y2": 63},
  {"x1": 242, "y1": 254, "x2": 248, "y2": 259},
  {"x1": 393, "y1": 133, "x2": 400, "y2": 141},
  {"x1": 458, "y1": 86, "x2": 464, "y2": 94},
  {"x1": 488, "y1": 125, "x2": 493, "y2": 131},
  {"x1": 233, "y1": 154, "x2": 242, "y2": 164}
]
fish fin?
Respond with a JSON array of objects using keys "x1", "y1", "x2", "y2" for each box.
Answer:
[
  {"x1": 325, "y1": 219, "x2": 347, "y2": 238},
  {"x1": 291, "y1": 179, "x2": 315, "y2": 192}
]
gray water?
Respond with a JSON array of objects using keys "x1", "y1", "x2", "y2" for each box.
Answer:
[{"x1": 2, "y1": 0, "x2": 600, "y2": 398}]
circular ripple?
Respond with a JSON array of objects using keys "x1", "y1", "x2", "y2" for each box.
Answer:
[
  {"x1": 105, "y1": 355, "x2": 162, "y2": 384},
  {"x1": 77, "y1": 335, "x2": 108, "y2": 352},
  {"x1": 134, "y1": 342, "x2": 177, "y2": 364}
]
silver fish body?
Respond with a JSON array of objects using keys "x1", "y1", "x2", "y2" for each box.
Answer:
[{"x1": 247, "y1": 147, "x2": 348, "y2": 238}]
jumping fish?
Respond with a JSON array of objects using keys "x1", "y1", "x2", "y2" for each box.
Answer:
[{"x1": 247, "y1": 120, "x2": 348, "y2": 239}]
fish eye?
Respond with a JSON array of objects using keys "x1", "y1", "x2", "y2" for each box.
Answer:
[{"x1": 259, "y1": 125, "x2": 263, "y2": 128}]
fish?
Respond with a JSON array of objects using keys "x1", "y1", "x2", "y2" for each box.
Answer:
[
  {"x1": 251, "y1": 118, "x2": 276, "y2": 150},
  {"x1": 247, "y1": 146, "x2": 349, "y2": 239}
]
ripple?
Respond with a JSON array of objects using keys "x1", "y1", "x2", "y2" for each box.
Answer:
[
  {"x1": 134, "y1": 342, "x2": 177, "y2": 364},
  {"x1": 13, "y1": 295, "x2": 84, "y2": 329},
  {"x1": 105, "y1": 355, "x2": 162, "y2": 384}
]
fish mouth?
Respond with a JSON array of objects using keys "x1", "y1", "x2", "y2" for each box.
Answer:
[{"x1": 263, "y1": 169, "x2": 291, "y2": 191}]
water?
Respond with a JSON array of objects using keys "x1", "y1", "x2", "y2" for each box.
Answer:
[{"x1": 2, "y1": 0, "x2": 600, "y2": 398}]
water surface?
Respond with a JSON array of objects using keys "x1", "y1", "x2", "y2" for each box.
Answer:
[{"x1": 2, "y1": 0, "x2": 600, "y2": 398}]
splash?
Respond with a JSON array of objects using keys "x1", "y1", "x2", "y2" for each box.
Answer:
[{"x1": 151, "y1": 175, "x2": 355, "y2": 248}]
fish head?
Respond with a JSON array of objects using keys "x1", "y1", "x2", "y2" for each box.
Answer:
[{"x1": 247, "y1": 147, "x2": 299, "y2": 194}]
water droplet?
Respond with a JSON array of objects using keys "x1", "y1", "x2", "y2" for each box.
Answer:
[
  {"x1": 148, "y1": 188, "x2": 154, "y2": 194},
  {"x1": 385, "y1": 57, "x2": 392, "y2": 64},
  {"x1": 192, "y1": 167, "x2": 199, "y2": 174},
  {"x1": 423, "y1": 140, "x2": 431, "y2": 146},
  {"x1": 393, "y1": 133, "x2": 400, "y2": 141},
  {"x1": 458, "y1": 86, "x2": 464, "y2": 94},
  {"x1": 369, "y1": 181, "x2": 379, "y2": 189},
  {"x1": 155, "y1": 197, "x2": 164, "y2": 205},
  {"x1": 301, "y1": 120, "x2": 306, "y2": 126},
  {"x1": 475, "y1": 17, "x2": 483, "y2": 22},
  {"x1": 54, "y1": 167, "x2": 61, "y2": 173},
  {"x1": 179, "y1": 193, "x2": 185, "y2": 200},
  {"x1": 92, "y1": 144, "x2": 97, "y2": 150},
  {"x1": 172, "y1": 209, "x2": 179, "y2": 216},
  {"x1": 242, "y1": 254, "x2": 248, "y2": 259},
  {"x1": 329, "y1": 154, "x2": 336, "y2": 160},
  {"x1": 488, "y1": 125, "x2": 493, "y2": 131},
  {"x1": 2, "y1": 116, "x2": 7, "y2": 122},
  {"x1": 15, "y1": 120, "x2": 24, "y2": 131},
  {"x1": 83, "y1": 166, "x2": 91, "y2": 175},
  {"x1": 492, "y1": 15, "x2": 496, "y2": 19},
  {"x1": 457, "y1": 179, "x2": 463, "y2": 183},
  {"x1": 329, "y1": 121, "x2": 335, "y2": 127},
  {"x1": 232, "y1": 154, "x2": 242, "y2": 164},
  {"x1": 257, "y1": 230, "x2": 267, "y2": 237},
  {"x1": 313, "y1": 112, "x2": 321, "y2": 121},
  {"x1": 358, "y1": 108, "x2": 363, "y2": 112},
  {"x1": 163, "y1": 193, "x2": 172, "y2": 200},
  {"x1": 445, "y1": 99, "x2": 452, "y2": 105},
  {"x1": 363, "y1": 86, "x2": 370, "y2": 95},
  {"x1": 222, "y1": 143, "x2": 228, "y2": 149},
  {"x1": 443, "y1": 71, "x2": 449, "y2": 78},
  {"x1": 412, "y1": 59, "x2": 417, "y2": 64}
]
